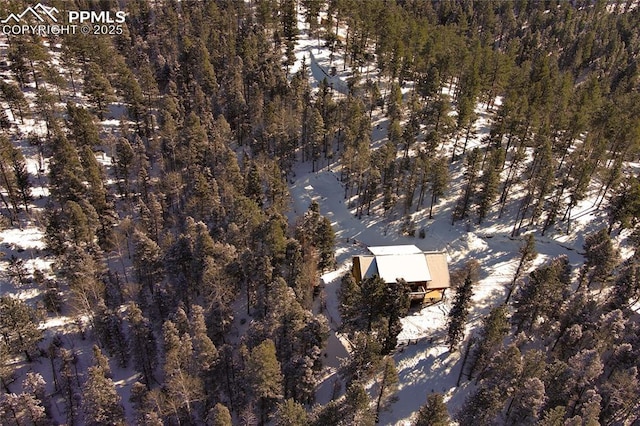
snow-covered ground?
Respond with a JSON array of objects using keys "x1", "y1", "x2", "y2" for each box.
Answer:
[
  {"x1": 0, "y1": 30, "x2": 142, "y2": 424},
  {"x1": 288, "y1": 4, "x2": 617, "y2": 424},
  {"x1": 0, "y1": 5, "x2": 629, "y2": 425},
  {"x1": 289, "y1": 149, "x2": 600, "y2": 424}
]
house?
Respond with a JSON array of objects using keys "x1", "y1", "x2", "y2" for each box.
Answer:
[{"x1": 352, "y1": 245, "x2": 451, "y2": 305}]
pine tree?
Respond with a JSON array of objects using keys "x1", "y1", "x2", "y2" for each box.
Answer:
[
  {"x1": 206, "y1": 403, "x2": 232, "y2": 426},
  {"x1": 538, "y1": 406, "x2": 567, "y2": 426},
  {"x1": 113, "y1": 138, "x2": 134, "y2": 200},
  {"x1": 295, "y1": 201, "x2": 335, "y2": 272},
  {"x1": 79, "y1": 146, "x2": 113, "y2": 248},
  {"x1": 0, "y1": 296, "x2": 42, "y2": 362},
  {"x1": 0, "y1": 136, "x2": 31, "y2": 213},
  {"x1": 340, "y1": 273, "x2": 409, "y2": 354},
  {"x1": 0, "y1": 107, "x2": 9, "y2": 130},
  {"x1": 165, "y1": 232, "x2": 197, "y2": 308},
  {"x1": 0, "y1": 392, "x2": 47, "y2": 426},
  {"x1": 0, "y1": 343, "x2": 15, "y2": 393},
  {"x1": 84, "y1": 63, "x2": 116, "y2": 119},
  {"x1": 572, "y1": 389, "x2": 602, "y2": 426},
  {"x1": 162, "y1": 320, "x2": 204, "y2": 424},
  {"x1": 452, "y1": 93, "x2": 478, "y2": 162},
  {"x1": 375, "y1": 356, "x2": 399, "y2": 422},
  {"x1": 512, "y1": 256, "x2": 571, "y2": 333},
  {"x1": 599, "y1": 366, "x2": 640, "y2": 424},
  {"x1": 118, "y1": 66, "x2": 145, "y2": 132},
  {"x1": 141, "y1": 194, "x2": 164, "y2": 242},
  {"x1": 245, "y1": 162, "x2": 263, "y2": 208},
  {"x1": 316, "y1": 216, "x2": 335, "y2": 272},
  {"x1": 468, "y1": 305, "x2": 510, "y2": 380},
  {"x1": 310, "y1": 400, "x2": 341, "y2": 426},
  {"x1": 7, "y1": 40, "x2": 29, "y2": 88},
  {"x1": 446, "y1": 262, "x2": 477, "y2": 351},
  {"x1": 499, "y1": 146, "x2": 526, "y2": 220},
  {"x1": 58, "y1": 244, "x2": 104, "y2": 316},
  {"x1": 127, "y1": 303, "x2": 157, "y2": 389},
  {"x1": 83, "y1": 346, "x2": 125, "y2": 426},
  {"x1": 283, "y1": 238, "x2": 303, "y2": 290},
  {"x1": 477, "y1": 149, "x2": 502, "y2": 224},
  {"x1": 245, "y1": 339, "x2": 283, "y2": 425},
  {"x1": 172, "y1": 307, "x2": 191, "y2": 343},
  {"x1": 0, "y1": 81, "x2": 29, "y2": 123},
  {"x1": 505, "y1": 234, "x2": 537, "y2": 303},
  {"x1": 579, "y1": 228, "x2": 620, "y2": 291},
  {"x1": 565, "y1": 349, "x2": 603, "y2": 419},
  {"x1": 338, "y1": 272, "x2": 362, "y2": 333},
  {"x1": 130, "y1": 381, "x2": 159, "y2": 425},
  {"x1": 63, "y1": 200, "x2": 94, "y2": 246},
  {"x1": 0, "y1": 135, "x2": 21, "y2": 223},
  {"x1": 11, "y1": 36, "x2": 48, "y2": 90},
  {"x1": 7, "y1": 255, "x2": 28, "y2": 287},
  {"x1": 413, "y1": 393, "x2": 450, "y2": 426},
  {"x1": 42, "y1": 60, "x2": 67, "y2": 101},
  {"x1": 359, "y1": 275, "x2": 387, "y2": 333},
  {"x1": 382, "y1": 279, "x2": 410, "y2": 354},
  {"x1": 505, "y1": 377, "x2": 545, "y2": 425},
  {"x1": 256, "y1": 214, "x2": 288, "y2": 269},
  {"x1": 186, "y1": 170, "x2": 217, "y2": 223},
  {"x1": 93, "y1": 302, "x2": 128, "y2": 367},
  {"x1": 428, "y1": 156, "x2": 449, "y2": 219},
  {"x1": 92, "y1": 344, "x2": 111, "y2": 378},
  {"x1": 66, "y1": 103, "x2": 101, "y2": 147},
  {"x1": 260, "y1": 280, "x2": 320, "y2": 404},
  {"x1": 48, "y1": 135, "x2": 85, "y2": 203},
  {"x1": 608, "y1": 176, "x2": 640, "y2": 234},
  {"x1": 286, "y1": 353, "x2": 319, "y2": 405},
  {"x1": 189, "y1": 304, "x2": 218, "y2": 381},
  {"x1": 274, "y1": 399, "x2": 308, "y2": 426},
  {"x1": 132, "y1": 230, "x2": 163, "y2": 293},
  {"x1": 459, "y1": 344, "x2": 523, "y2": 424},
  {"x1": 452, "y1": 148, "x2": 481, "y2": 224},
  {"x1": 341, "y1": 382, "x2": 376, "y2": 425},
  {"x1": 22, "y1": 372, "x2": 50, "y2": 420},
  {"x1": 307, "y1": 107, "x2": 324, "y2": 172},
  {"x1": 35, "y1": 87, "x2": 59, "y2": 137},
  {"x1": 59, "y1": 348, "x2": 80, "y2": 425},
  {"x1": 201, "y1": 255, "x2": 236, "y2": 339}
]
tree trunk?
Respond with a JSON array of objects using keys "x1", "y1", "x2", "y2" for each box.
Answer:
[
  {"x1": 498, "y1": 158, "x2": 517, "y2": 218},
  {"x1": 429, "y1": 192, "x2": 437, "y2": 219},
  {"x1": 0, "y1": 191, "x2": 15, "y2": 225},
  {"x1": 456, "y1": 337, "x2": 473, "y2": 386},
  {"x1": 29, "y1": 59, "x2": 38, "y2": 91},
  {"x1": 0, "y1": 376, "x2": 10, "y2": 393},
  {"x1": 462, "y1": 125, "x2": 472, "y2": 156},
  {"x1": 0, "y1": 161, "x2": 18, "y2": 221},
  {"x1": 451, "y1": 133, "x2": 460, "y2": 163},
  {"x1": 375, "y1": 382, "x2": 386, "y2": 422}
]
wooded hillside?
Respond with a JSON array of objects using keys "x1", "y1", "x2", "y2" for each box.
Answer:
[{"x1": 0, "y1": 0, "x2": 639, "y2": 424}]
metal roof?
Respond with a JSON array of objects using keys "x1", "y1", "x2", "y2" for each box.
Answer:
[
  {"x1": 375, "y1": 253, "x2": 431, "y2": 283},
  {"x1": 358, "y1": 256, "x2": 379, "y2": 280},
  {"x1": 368, "y1": 245, "x2": 423, "y2": 256},
  {"x1": 354, "y1": 247, "x2": 450, "y2": 288},
  {"x1": 425, "y1": 252, "x2": 451, "y2": 289}
]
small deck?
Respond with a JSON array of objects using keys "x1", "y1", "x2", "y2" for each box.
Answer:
[
  {"x1": 408, "y1": 286, "x2": 427, "y2": 301},
  {"x1": 408, "y1": 287, "x2": 447, "y2": 305}
]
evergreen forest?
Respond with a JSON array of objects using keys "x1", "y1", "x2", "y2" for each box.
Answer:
[{"x1": 0, "y1": 0, "x2": 640, "y2": 424}]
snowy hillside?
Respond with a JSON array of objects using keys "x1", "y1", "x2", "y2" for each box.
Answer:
[
  {"x1": 289, "y1": 2, "x2": 639, "y2": 425},
  {"x1": 1, "y1": 1, "x2": 639, "y2": 425}
]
